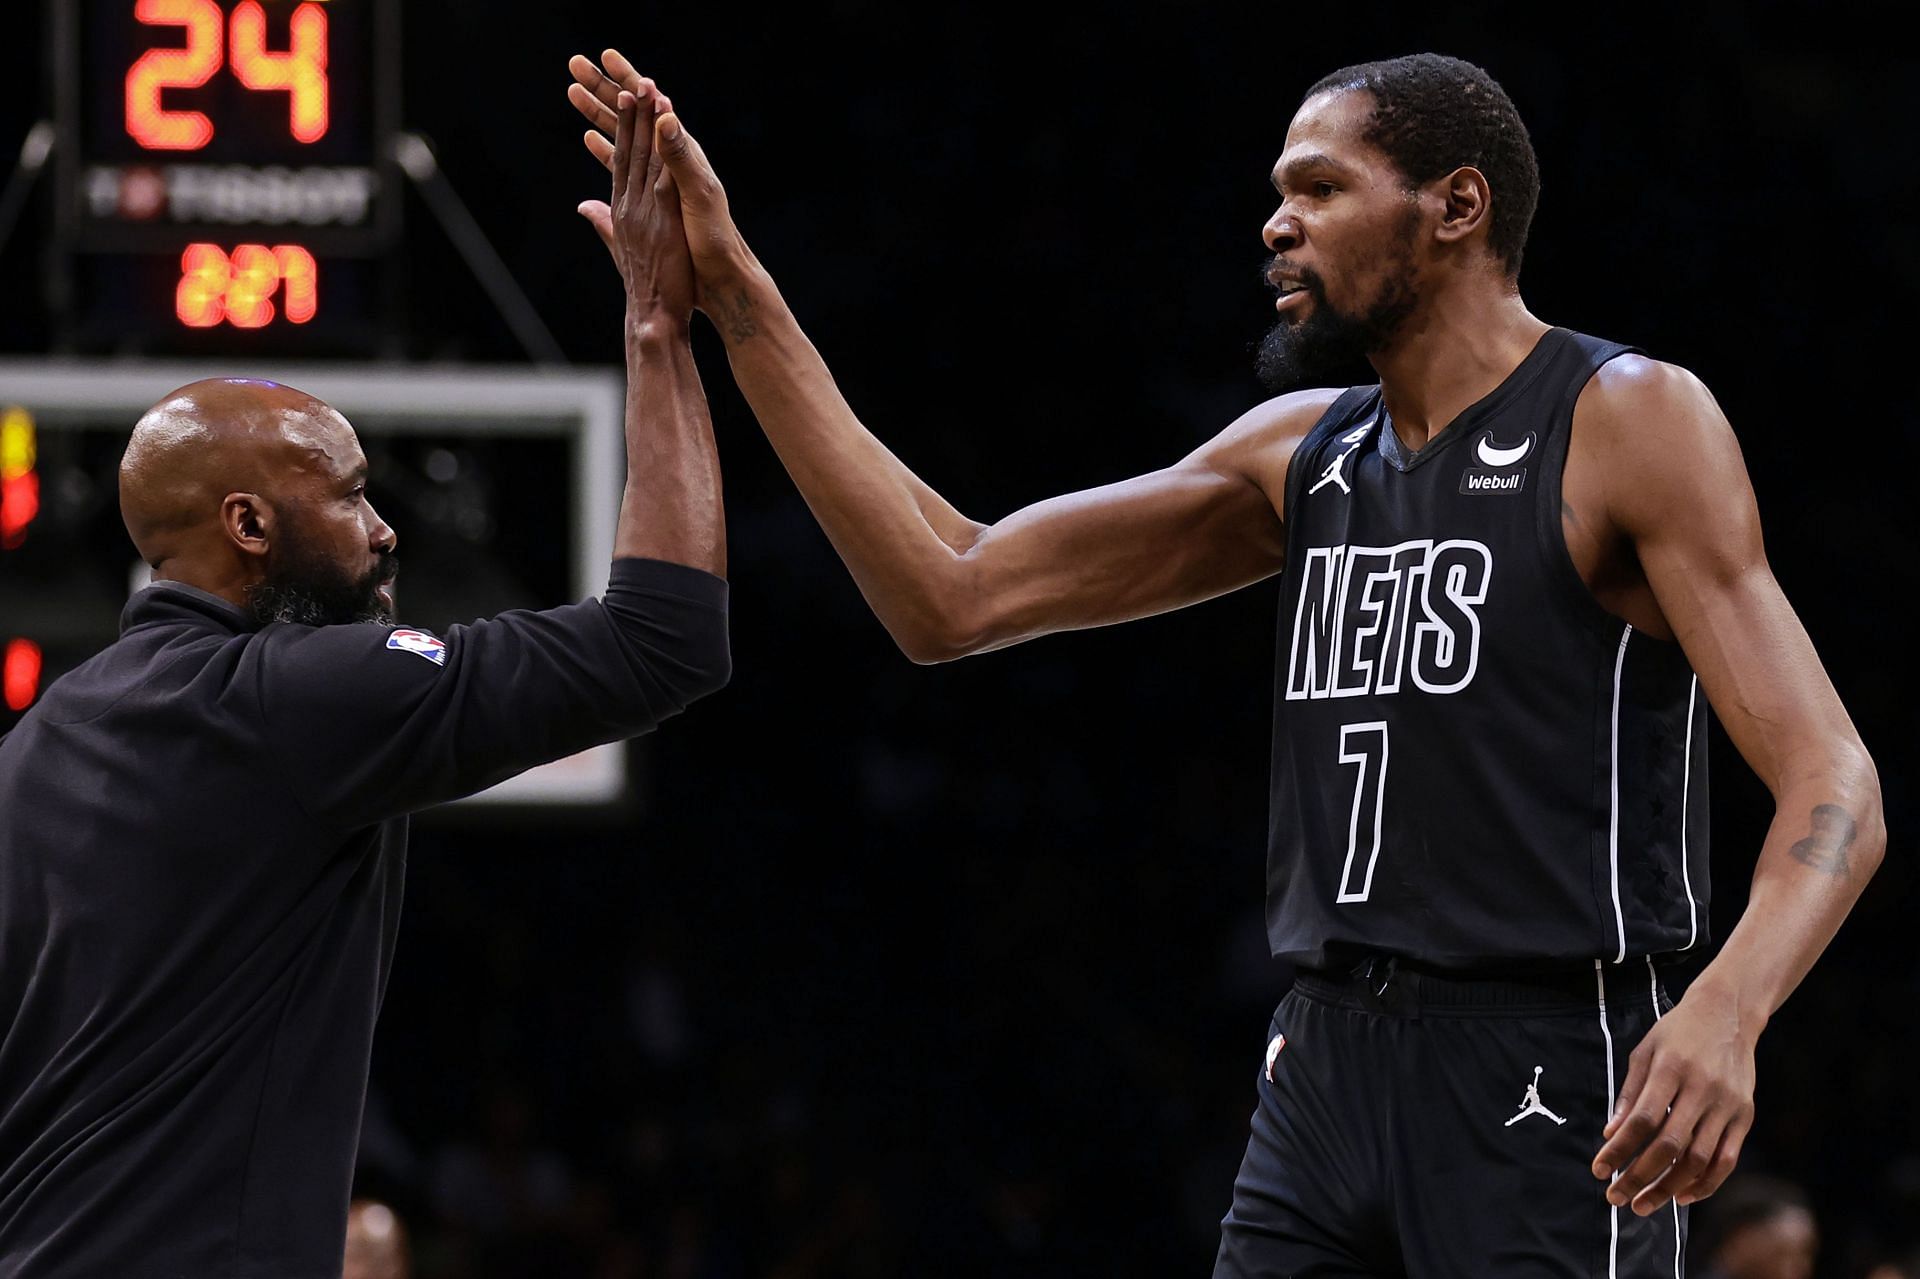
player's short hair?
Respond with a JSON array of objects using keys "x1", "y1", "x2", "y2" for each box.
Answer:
[{"x1": 1305, "y1": 54, "x2": 1540, "y2": 279}]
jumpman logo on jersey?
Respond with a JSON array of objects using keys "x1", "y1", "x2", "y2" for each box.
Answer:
[
  {"x1": 1503, "y1": 1065, "x2": 1567, "y2": 1127},
  {"x1": 1307, "y1": 419, "x2": 1377, "y2": 496}
]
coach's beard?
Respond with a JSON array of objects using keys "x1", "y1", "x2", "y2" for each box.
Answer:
[{"x1": 248, "y1": 543, "x2": 399, "y2": 627}]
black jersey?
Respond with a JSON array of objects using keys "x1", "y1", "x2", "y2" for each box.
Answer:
[
  {"x1": 0, "y1": 559, "x2": 728, "y2": 1278},
  {"x1": 1265, "y1": 328, "x2": 1709, "y2": 970}
]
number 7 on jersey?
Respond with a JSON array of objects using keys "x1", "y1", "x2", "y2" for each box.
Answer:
[{"x1": 1336, "y1": 722, "x2": 1389, "y2": 902}]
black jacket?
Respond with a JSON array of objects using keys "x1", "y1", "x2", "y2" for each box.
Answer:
[{"x1": 0, "y1": 556, "x2": 728, "y2": 1277}]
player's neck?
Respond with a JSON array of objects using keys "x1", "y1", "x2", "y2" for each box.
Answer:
[{"x1": 1370, "y1": 292, "x2": 1550, "y2": 453}]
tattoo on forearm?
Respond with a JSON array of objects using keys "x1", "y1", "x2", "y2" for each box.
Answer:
[
  {"x1": 1788, "y1": 803, "x2": 1857, "y2": 876},
  {"x1": 719, "y1": 288, "x2": 758, "y2": 342}
]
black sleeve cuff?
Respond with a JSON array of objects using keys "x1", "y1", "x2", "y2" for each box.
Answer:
[
  {"x1": 602, "y1": 557, "x2": 732, "y2": 706},
  {"x1": 607, "y1": 557, "x2": 730, "y2": 609}
]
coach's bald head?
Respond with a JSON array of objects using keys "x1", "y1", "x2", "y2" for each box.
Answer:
[{"x1": 119, "y1": 378, "x2": 398, "y2": 625}]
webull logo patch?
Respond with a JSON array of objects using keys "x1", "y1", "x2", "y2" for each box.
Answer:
[{"x1": 1460, "y1": 468, "x2": 1527, "y2": 495}]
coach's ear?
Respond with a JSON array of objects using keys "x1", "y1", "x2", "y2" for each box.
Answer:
[
  {"x1": 221, "y1": 492, "x2": 274, "y2": 561},
  {"x1": 1431, "y1": 165, "x2": 1492, "y2": 248}
]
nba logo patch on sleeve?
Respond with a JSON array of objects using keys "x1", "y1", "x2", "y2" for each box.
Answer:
[{"x1": 385, "y1": 628, "x2": 448, "y2": 667}]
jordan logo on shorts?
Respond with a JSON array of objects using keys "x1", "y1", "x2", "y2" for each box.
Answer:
[{"x1": 1503, "y1": 1065, "x2": 1567, "y2": 1127}]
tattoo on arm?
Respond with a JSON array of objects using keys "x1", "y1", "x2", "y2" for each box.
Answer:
[
  {"x1": 718, "y1": 288, "x2": 758, "y2": 342},
  {"x1": 1788, "y1": 803, "x2": 1857, "y2": 876}
]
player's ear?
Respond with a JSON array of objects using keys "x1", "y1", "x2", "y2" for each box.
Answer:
[
  {"x1": 1432, "y1": 165, "x2": 1491, "y2": 247},
  {"x1": 221, "y1": 492, "x2": 273, "y2": 560}
]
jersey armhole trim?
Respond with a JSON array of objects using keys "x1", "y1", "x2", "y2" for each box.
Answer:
[{"x1": 1534, "y1": 342, "x2": 1676, "y2": 648}]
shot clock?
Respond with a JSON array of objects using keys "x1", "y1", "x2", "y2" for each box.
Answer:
[{"x1": 49, "y1": 0, "x2": 400, "y2": 351}]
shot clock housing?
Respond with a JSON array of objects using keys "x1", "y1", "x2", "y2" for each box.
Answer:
[{"x1": 49, "y1": 0, "x2": 401, "y2": 354}]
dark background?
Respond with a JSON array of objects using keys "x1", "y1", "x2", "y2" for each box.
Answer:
[{"x1": 2, "y1": 2, "x2": 1913, "y2": 1275}]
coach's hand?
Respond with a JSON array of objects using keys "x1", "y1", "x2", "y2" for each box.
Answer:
[
  {"x1": 1591, "y1": 981, "x2": 1757, "y2": 1214},
  {"x1": 568, "y1": 50, "x2": 755, "y2": 315},
  {"x1": 576, "y1": 83, "x2": 695, "y2": 326}
]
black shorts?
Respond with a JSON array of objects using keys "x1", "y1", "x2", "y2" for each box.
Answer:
[{"x1": 1214, "y1": 957, "x2": 1687, "y2": 1278}]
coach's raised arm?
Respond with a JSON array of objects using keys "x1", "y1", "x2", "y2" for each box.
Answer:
[
  {"x1": 247, "y1": 85, "x2": 732, "y2": 828},
  {"x1": 0, "y1": 78, "x2": 726, "y2": 1279}
]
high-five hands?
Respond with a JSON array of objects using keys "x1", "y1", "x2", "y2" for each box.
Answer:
[
  {"x1": 568, "y1": 50, "x2": 752, "y2": 319},
  {"x1": 573, "y1": 77, "x2": 694, "y2": 326},
  {"x1": 565, "y1": 50, "x2": 670, "y2": 169}
]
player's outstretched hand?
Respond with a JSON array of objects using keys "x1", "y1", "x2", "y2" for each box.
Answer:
[
  {"x1": 568, "y1": 50, "x2": 753, "y2": 318},
  {"x1": 575, "y1": 85, "x2": 694, "y2": 327},
  {"x1": 567, "y1": 49, "x2": 673, "y2": 165},
  {"x1": 1590, "y1": 983, "x2": 1757, "y2": 1215}
]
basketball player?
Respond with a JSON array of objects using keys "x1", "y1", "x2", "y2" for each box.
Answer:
[
  {"x1": 567, "y1": 52, "x2": 1883, "y2": 1274},
  {"x1": 0, "y1": 92, "x2": 726, "y2": 1276}
]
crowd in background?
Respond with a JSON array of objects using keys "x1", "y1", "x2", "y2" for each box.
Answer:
[{"x1": 348, "y1": 1176, "x2": 1920, "y2": 1279}]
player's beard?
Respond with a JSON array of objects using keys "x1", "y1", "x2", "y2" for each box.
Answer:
[
  {"x1": 1255, "y1": 211, "x2": 1421, "y2": 393},
  {"x1": 248, "y1": 532, "x2": 398, "y2": 627}
]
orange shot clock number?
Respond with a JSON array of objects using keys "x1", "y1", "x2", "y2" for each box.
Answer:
[
  {"x1": 125, "y1": 0, "x2": 332, "y2": 151},
  {"x1": 124, "y1": 0, "x2": 221, "y2": 151},
  {"x1": 177, "y1": 243, "x2": 319, "y2": 329},
  {"x1": 229, "y1": 2, "x2": 330, "y2": 143}
]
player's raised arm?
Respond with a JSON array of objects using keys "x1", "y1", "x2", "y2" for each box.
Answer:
[
  {"x1": 568, "y1": 54, "x2": 1310, "y2": 662},
  {"x1": 1577, "y1": 357, "x2": 1885, "y2": 1214}
]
